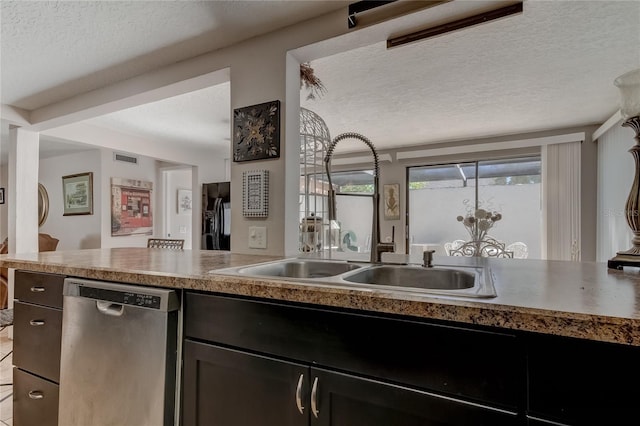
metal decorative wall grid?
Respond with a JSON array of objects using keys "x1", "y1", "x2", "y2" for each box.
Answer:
[
  {"x1": 233, "y1": 100, "x2": 281, "y2": 162},
  {"x1": 243, "y1": 170, "x2": 269, "y2": 218}
]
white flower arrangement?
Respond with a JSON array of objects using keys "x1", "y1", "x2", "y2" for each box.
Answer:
[{"x1": 456, "y1": 208, "x2": 502, "y2": 242}]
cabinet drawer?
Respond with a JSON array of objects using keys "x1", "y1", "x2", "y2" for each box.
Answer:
[
  {"x1": 13, "y1": 301, "x2": 62, "y2": 382},
  {"x1": 13, "y1": 368, "x2": 59, "y2": 426},
  {"x1": 185, "y1": 292, "x2": 525, "y2": 410},
  {"x1": 15, "y1": 270, "x2": 64, "y2": 308},
  {"x1": 528, "y1": 334, "x2": 640, "y2": 425}
]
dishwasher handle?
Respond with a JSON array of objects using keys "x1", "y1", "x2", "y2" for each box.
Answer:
[{"x1": 96, "y1": 300, "x2": 125, "y2": 317}]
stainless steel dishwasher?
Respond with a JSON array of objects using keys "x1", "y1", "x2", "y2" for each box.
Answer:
[{"x1": 58, "y1": 278, "x2": 180, "y2": 426}]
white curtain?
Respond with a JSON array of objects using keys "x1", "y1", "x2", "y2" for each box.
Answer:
[
  {"x1": 596, "y1": 123, "x2": 636, "y2": 262},
  {"x1": 542, "y1": 142, "x2": 581, "y2": 260}
]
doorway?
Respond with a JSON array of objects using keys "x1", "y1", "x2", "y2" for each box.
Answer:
[{"x1": 162, "y1": 168, "x2": 193, "y2": 249}]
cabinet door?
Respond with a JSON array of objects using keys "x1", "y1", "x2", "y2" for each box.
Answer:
[
  {"x1": 182, "y1": 340, "x2": 309, "y2": 426},
  {"x1": 528, "y1": 334, "x2": 640, "y2": 425},
  {"x1": 309, "y1": 368, "x2": 520, "y2": 426}
]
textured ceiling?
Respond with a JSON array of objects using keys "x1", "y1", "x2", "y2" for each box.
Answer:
[
  {"x1": 300, "y1": 0, "x2": 640, "y2": 152},
  {"x1": 0, "y1": 0, "x2": 348, "y2": 109},
  {"x1": 1, "y1": 1, "x2": 639, "y2": 162}
]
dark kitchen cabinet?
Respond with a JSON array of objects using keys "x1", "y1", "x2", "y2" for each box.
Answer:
[
  {"x1": 182, "y1": 340, "x2": 308, "y2": 426},
  {"x1": 13, "y1": 368, "x2": 59, "y2": 426},
  {"x1": 182, "y1": 340, "x2": 517, "y2": 426},
  {"x1": 12, "y1": 270, "x2": 65, "y2": 426},
  {"x1": 528, "y1": 333, "x2": 640, "y2": 425},
  {"x1": 309, "y1": 367, "x2": 517, "y2": 426},
  {"x1": 183, "y1": 292, "x2": 524, "y2": 426}
]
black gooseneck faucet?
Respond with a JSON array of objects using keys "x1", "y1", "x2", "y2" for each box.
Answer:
[{"x1": 324, "y1": 132, "x2": 395, "y2": 263}]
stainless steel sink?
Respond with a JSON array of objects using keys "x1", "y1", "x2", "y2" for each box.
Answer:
[
  {"x1": 339, "y1": 264, "x2": 496, "y2": 298},
  {"x1": 342, "y1": 265, "x2": 475, "y2": 289},
  {"x1": 214, "y1": 259, "x2": 496, "y2": 298},
  {"x1": 230, "y1": 259, "x2": 363, "y2": 279}
]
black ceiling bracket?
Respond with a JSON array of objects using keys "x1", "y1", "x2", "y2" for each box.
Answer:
[{"x1": 348, "y1": 1, "x2": 398, "y2": 28}]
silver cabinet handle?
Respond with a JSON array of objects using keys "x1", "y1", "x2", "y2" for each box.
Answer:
[
  {"x1": 29, "y1": 320, "x2": 45, "y2": 326},
  {"x1": 30, "y1": 286, "x2": 45, "y2": 292},
  {"x1": 311, "y1": 377, "x2": 320, "y2": 418},
  {"x1": 28, "y1": 390, "x2": 44, "y2": 400},
  {"x1": 295, "y1": 374, "x2": 305, "y2": 414}
]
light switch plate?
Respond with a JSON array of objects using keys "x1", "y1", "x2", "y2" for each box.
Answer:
[{"x1": 248, "y1": 226, "x2": 267, "y2": 249}]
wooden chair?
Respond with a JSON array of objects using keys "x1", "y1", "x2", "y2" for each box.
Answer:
[{"x1": 147, "y1": 238, "x2": 184, "y2": 250}]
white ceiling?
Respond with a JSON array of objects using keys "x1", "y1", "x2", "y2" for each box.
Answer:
[
  {"x1": 300, "y1": 0, "x2": 640, "y2": 151},
  {"x1": 1, "y1": 0, "x2": 639, "y2": 161},
  {"x1": 0, "y1": 0, "x2": 349, "y2": 160}
]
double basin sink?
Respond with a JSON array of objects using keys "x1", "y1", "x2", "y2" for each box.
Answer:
[{"x1": 215, "y1": 258, "x2": 496, "y2": 298}]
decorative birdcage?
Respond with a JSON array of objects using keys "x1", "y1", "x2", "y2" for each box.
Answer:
[{"x1": 299, "y1": 108, "x2": 331, "y2": 252}]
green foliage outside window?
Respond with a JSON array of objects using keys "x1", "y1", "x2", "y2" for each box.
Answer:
[
  {"x1": 492, "y1": 175, "x2": 541, "y2": 185},
  {"x1": 339, "y1": 184, "x2": 374, "y2": 194}
]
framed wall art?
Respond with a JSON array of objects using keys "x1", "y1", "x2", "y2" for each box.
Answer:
[
  {"x1": 243, "y1": 170, "x2": 269, "y2": 218},
  {"x1": 383, "y1": 183, "x2": 400, "y2": 220},
  {"x1": 0, "y1": 188, "x2": 4, "y2": 204},
  {"x1": 233, "y1": 100, "x2": 281, "y2": 162},
  {"x1": 178, "y1": 189, "x2": 192, "y2": 214},
  {"x1": 111, "y1": 177, "x2": 153, "y2": 236},
  {"x1": 62, "y1": 172, "x2": 93, "y2": 216}
]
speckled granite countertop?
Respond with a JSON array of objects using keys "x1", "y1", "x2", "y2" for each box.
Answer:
[{"x1": 2, "y1": 248, "x2": 640, "y2": 346}]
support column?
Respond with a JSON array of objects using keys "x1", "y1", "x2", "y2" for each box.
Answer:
[
  {"x1": 284, "y1": 53, "x2": 302, "y2": 256},
  {"x1": 8, "y1": 127, "x2": 40, "y2": 254}
]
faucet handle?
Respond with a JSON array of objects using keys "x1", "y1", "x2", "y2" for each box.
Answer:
[
  {"x1": 374, "y1": 241, "x2": 395, "y2": 263},
  {"x1": 423, "y1": 250, "x2": 436, "y2": 268}
]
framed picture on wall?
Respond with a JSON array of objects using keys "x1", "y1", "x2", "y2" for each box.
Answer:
[
  {"x1": 177, "y1": 189, "x2": 192, "y2": 214},
  {"x1": 110, "y1": 177, "x2": 153, "y2": 236},
  {"x1": 0, "y1": 187, "x2": 4, "y2": 204},
  {"x1": 233, "y1": 100, "x2": 281, "y2": 162},
  {"x1": 62, "y1": 172, "x2": 93, "y2": 216},
  {"x1": 383, "y1": 183, "x2": 400, "y2": 220}
]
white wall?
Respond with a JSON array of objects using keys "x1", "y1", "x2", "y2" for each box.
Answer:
[
  {"x1": 1, "y1": 148, "x2": 227, "y2": 253},
  {"x1": 1, "y1": 142, "x2": 215, "y2": 250},
  {"x1": 164, "y1": 168, "x2": 193, "y2": 249},
  {"x1": 39, "y1": 150, "x2": 102, "y2": 249},
  {"x1": 596, "y1": 122, "x2": 636, "y2": 261},
  {"x1": 37, "y1": 148, "x2": 162, "y2": 250}
]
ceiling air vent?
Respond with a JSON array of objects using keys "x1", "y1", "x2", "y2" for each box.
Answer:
[{"x1": 113, "y1": 152, "x2": 138, "y2": 165}]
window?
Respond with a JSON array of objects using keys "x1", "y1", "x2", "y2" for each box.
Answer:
[
  {"x1": 300, "y1": 170, "x2": 373, "y2": 252},
  {"x1": 408, "y1": 156, "x2": 541, "y2": 258}
]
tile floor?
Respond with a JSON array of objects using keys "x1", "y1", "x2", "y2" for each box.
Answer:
[{"x1": 0, "y1": 325, "x2": 12, "y2": 426}]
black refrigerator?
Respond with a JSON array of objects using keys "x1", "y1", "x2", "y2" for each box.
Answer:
[{"x1": 202, "y1": 182, "x2": 231, "y2": 250}]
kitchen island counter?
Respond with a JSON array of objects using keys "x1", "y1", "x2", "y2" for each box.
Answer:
[{"x1": 2, "y1": 248, "x2": 640, "y2": 345}]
